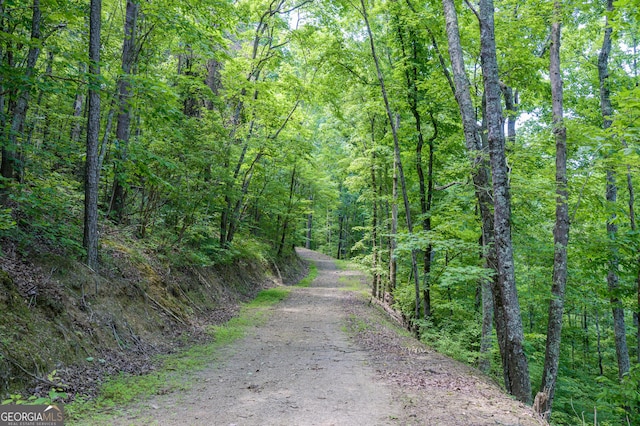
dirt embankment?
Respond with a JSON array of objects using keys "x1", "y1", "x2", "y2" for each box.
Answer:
[
  {"x1": 81, "y1": 248, "x2": 542, "y2": 426},
  {"x1": 0, "y1": 238, "x2": 305, "y2": 401}
]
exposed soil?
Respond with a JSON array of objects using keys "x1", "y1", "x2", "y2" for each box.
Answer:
[
  {"x1": 0, "y1": 236, "x2": 304, "y2": 402},
  {"x1": 75, "y1": 249, "x2": 543, "y2": 426}
]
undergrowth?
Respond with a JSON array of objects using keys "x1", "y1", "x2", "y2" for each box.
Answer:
[
  {"x1": 65, "y1": 286, "x2": 292, "y2": 424},
  {"x1": 64, "y1": 268, "x2": 317, "y2": 424},
  {"x1": 295, "y1": 262, "x2": 317, "y2": 287}
]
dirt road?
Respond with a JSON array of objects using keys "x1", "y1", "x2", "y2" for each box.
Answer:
[{"x1": 80, "y1": 249, "x2": 541, "y2": 425}]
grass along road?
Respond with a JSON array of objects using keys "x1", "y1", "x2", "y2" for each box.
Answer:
[{"x1": 70, "y1": 248, "x2": 541, "y2": 425}]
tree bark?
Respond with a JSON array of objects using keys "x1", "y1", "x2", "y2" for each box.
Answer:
[
  {"x1": 306, "y1": 195, "x2": 313, "y2": 250},
  {"x1": 277, "y1": 165, "x2": 297, "y2": 257},
  {"x1": 220, "y1": 2, "x2": 281, "y2": 248},
  {"x1": 361, "y1": 0, "x2": 421, "y2": 319},
  {"x1": 1, "y1": 0, "x2": 41, "y2": 194},
  {"x1": 389, "y1": 152, "x2": 398, "y2": 295},
  {"x1": 598, "y1": 0, "x2": 630, "y2": 380},
  {"x1": 336, "y1": 213, "x2": 344, "y2": 260},
  {"x1": 420, "y1": 116, "x2": 435, "y2": 320},
  {"x1": 478, "y1": 0, "x2": 531, "y2": 404},
  {"x1": 479, "y1": 274, "x2": 494, "y2": 373},
  {"x1": 397, "y1": 21, "x2": 436, "y2": 319},
  {"x1": 109, "y1": 0, "x2": 140, "y2": 223},
  {"x1": 442, "y1": 0, "x2": 505, "y2": 385},
  {"x1": 205, "y1": 58, "x2": 222, "y2": 110},
  {"x1": 70, "y1": 64, "x2": 86, "y2": 144},
  {"x1": 539, "y1": 2, "x2": 569, "y2": 418},
  {"x1": 369, "y1": 117, "x2": 380, "y2": 298},
  {"x1": 501, "y1": 84, "x2": 517, "y2": 143},
  {"x1": 84, "y1": 0, "x2": 102, "y2": 270},
  {"x1": 632, "y1": 168, "x2": 640, "y2": 364}
]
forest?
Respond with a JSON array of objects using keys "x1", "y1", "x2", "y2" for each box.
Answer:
[{"x1": 0, "y1": 0, "x2": 639, "y2": 423}]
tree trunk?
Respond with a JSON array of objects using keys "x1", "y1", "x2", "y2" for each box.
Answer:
[
  {"x1": 479, "y1": 275, "x2": 494, "y2": 373},
  {"x1": 624, "y1": 17, "x2": 640, "y2": 368},
  {"x1": 84, "y1": 0, "x2": 102, "y2": 270},
  {"x1": 389, "y1": 153, "x2": 398, "y2": 295},
  {"x1": 501, "y1": 84, "x2": 517, "y2": 143},
  {"x1": 336, "y1": 213, "x2": 344, "y2": 260},
  {"x1": 394, "y1": 17, "x2": 434, "y2": 318},
  {"x1": 1, "y1": 0, "x2": 41, "y2": 195},
  {"x1": 226, "y1": 150, "x2": 263, "y2": 245},
  {"x1": 598, "y1": 0, "x2": 630, "y2": 380},
  {"x1": 423, "y1": 132, "x2": 434, "y2": 319},
  {"x1": 109, "y1": 0, "x2": 139, "y2": 223},
  {"x1": 370, "y1": 118, "x2": 380, "y2": 297},
  {"x1": 306, "y1": 195, "x2": 313, "y2": 250},
  {"x1": 361, "y1": 0, "x2": 420, "y2": 319},
  {"x1": 633, "y1": 171, "x2": 640, "y2": 364},
  {"x1": 205, "y1": 58, "x2": 222, "y2": 109},
  {"x1": 623, "y1": 158, "x2": 640, "y2": 364},
  {"x1": 70, "y1": 64, "x2": 86, "y2": 144},
  {"x1": 539, "y1": 2, "x2": 569, "y2": 418},
  {"x1": 442, "y1": 0, "x2": 505, "y2": 384},
  {"x1": 478, "y1": 0, "x2": 531, "y2": 403},
  {"x1": 220, "y1": 2, "x2": 281, "y2": 247},
  {"x1": 277, "y1": 165, "x2": 297, "y2": 257}
]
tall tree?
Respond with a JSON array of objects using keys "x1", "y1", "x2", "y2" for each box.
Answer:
[
  {"x1": 360, "y1": 0, "x2": 421, "y2": 320},
  {"x1": 478, "y1": 0, "x2": 531, "y2": 404},
  {"x1": 393, "y1": 14, "x2": 437, "y2": 318},
  {"x1": 441, "y1": 0, "x2": 505, "y2": 384},
  {"x1": 70, "y1": 64, "x2": 86, "y2": 145},
  {"x1": 598, "y1": 0, "x2": 630, "y2": 380},
  {"x1": 109, "y1": 0, "x2": 140, "y2": 223},
  {"x1": 84, "y1": 0, "x2": 101, "y2": 270},
  {"x1": 0, "y1": 0, "x2": 41, "y2": 195},
  {"x1": 539, "y1": 0, "x2": 569, "y2": 419}
]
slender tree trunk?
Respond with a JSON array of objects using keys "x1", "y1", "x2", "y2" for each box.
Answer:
[
  {"x1": 479, "y1": 0, "x2": 531, "y2": 403},
  {"x1": 205, "y1": 58, "x2": 222, "y2": 109},
  {"x1": 84, "y1": 0, "x2": 102, "y2": 270},
  {"x1": 501, "y1": 84, "x2": 517, "y2": 143},
  {"x1": 33, "y1": 50, "x2": 53, "y2": 143},
  {"x1": 479, "y1": 274, "x2": 494, "y2": 373},
  {"x1": 598, "y1": 0, "x2": 630, "y2": 380},
  {"x1": 370, "y1": 118, "x2": 380, "y2": 297},
  {"x1": 625, "y1": 28, "x2": 640, "y2": 367},
  {"x1": 277, "y1": 165, "x2": 296, "y2": 257},
  {"x1": 442, "y1": 0, "x2": 505, "y2": 382},
  {"x1": 220, "y1": 3, "x2": 279, "y2": 247},
  {"x1": 412, "y1": 100, "x2": 432, "y2": 316},
  {"x1": 1, "y1": 0, "x2": 41, "y2": 194},
  {"x1": 632, "y1": 169, "x2": 640, "y2": 363},
  {"x1": 539, "y1": 2, "x2": 569, "y2": 418},
  {"x1": 226, "y1": 150, "x2": 263, "y2": 245},
  {"x1": 389, "y1": 155, "x2": 398, "y2": 295},
  {"x1": 595, "y1": 309, "x2": 604, "y2": 376},
  {"x1": 306, "y1": 195, "x2": 313, "y2": 250},
  {"x1": 361, "y1": 0, "x2": 420, "y2": 319},
  {"x1": 421, "y1": 123, "x2": 435, "y2": 320},
  {"x1": 70, "y1": 65, "x2": 86, "y2": 144},
  {"x1": 336, "y1": 214, "x2": 344, "y2": 260},
  {"x1": 395, "y1": 19, "x2": 434, "y2": 318},
  {"x1": 109, "y1": 0, "x2": 139, "y2": 223}
]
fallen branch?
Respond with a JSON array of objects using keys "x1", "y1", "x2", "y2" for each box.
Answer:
[
  {"x1": 143, "y1": 291, "x2": 187, "y2": 326},
  {"x1": 271, "y1": 258, "x2": 284, "y2": 285},
  {"x1": 369, "y1": 297, "x2": 407, "y2": 328},
  {"x1": 0, "y1": 349, "x2": 67, "y2": 389}
]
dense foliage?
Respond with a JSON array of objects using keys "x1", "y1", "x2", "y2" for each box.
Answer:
[{"x1": 1, "y1": 0, "x2": 639, "y2": 423}]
